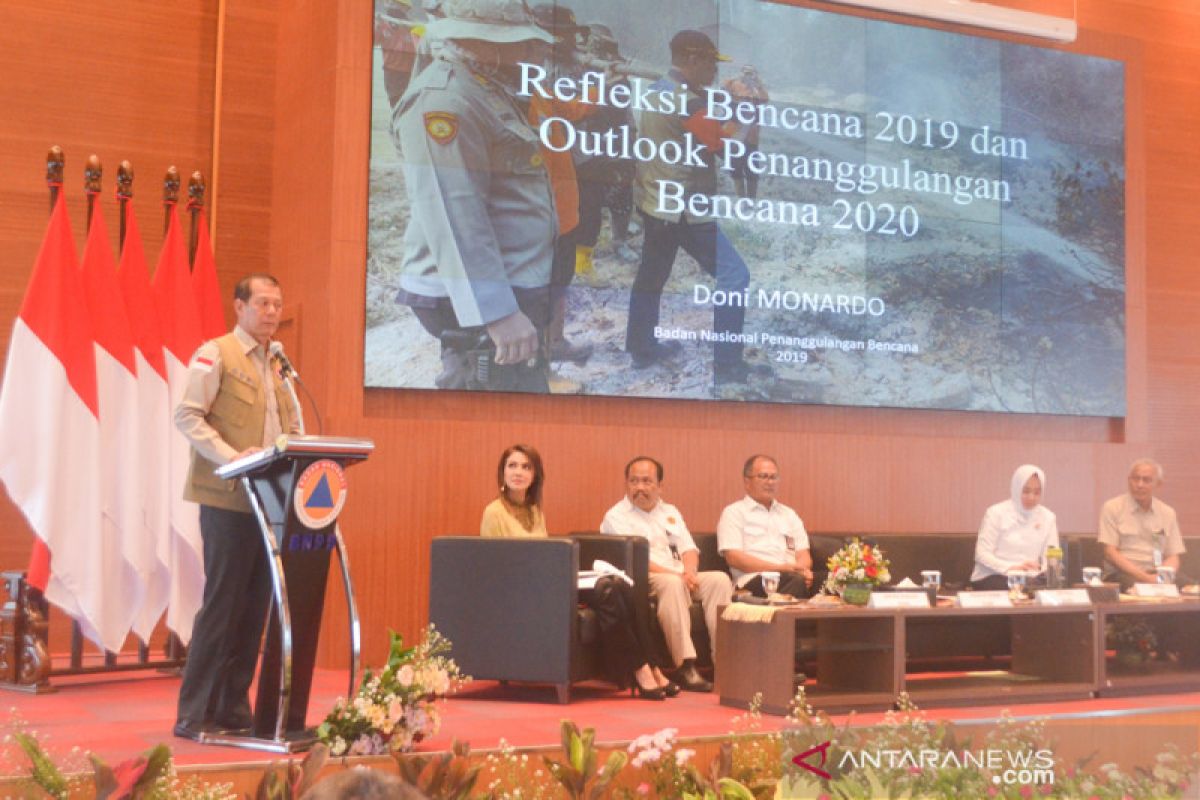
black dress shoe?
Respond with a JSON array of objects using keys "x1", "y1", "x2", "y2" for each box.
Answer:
[
  {"x1": 671, "y1": 664, "x2": 713, "y2": 693},
  {"x1": 172, "y1": 720, "x2": 209, "y2": 742},
  {"x1": 662, "y1": 681, "x2": 682, "y2": 697}
]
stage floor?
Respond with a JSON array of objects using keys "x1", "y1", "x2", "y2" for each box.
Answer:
[{"x1": 1, "y1": 667, "x2": 1198, "y2": 775}]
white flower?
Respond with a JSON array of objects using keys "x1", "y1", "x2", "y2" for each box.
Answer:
[
  {"x1": 397, "y1": 665, "x2": 415, "y2": 687},
  {"x1": 652, "y1": 727, "x2": 678, "y2": 750},
  {"x1": 632, "y1": 747, "x2": 662, "y2": 767},
  {"x1": 675, "y1": 748, "x2": 695, "y2": 765}
]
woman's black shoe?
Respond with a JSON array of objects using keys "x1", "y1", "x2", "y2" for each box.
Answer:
[
  {"x1": 662, "y1": 681, "x2": 681, "y2": 697},
  {"x1": 630, "y1": 680, "x2": 666, "y2": 701}
]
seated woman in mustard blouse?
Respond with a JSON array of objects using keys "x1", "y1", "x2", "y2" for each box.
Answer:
[{"x1": 481, "y1": 444, "x2": 676, "y2": 700}]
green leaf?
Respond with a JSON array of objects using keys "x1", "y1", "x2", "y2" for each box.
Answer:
[{"x1": 569, "y1": 728, "x2": 587, "y2": 774}]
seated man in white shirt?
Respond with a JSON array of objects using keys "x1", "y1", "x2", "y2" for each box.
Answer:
[
  {"x1": 717, "y1": 455, "x2": 814, "y2": 598},
  {"x1": 600, "y1": 456, "x2": 733, "y2": 692}
]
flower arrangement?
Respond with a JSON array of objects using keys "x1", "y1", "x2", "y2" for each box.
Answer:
[
  {"x1": 316, "y1": 625, "x2": 467, "y2": 757},
  {"x1": 823, "y1": 537, "x2": 891, "y2": 595}
]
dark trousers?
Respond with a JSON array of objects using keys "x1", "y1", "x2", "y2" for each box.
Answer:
[
  {"x1": 744, "y1": 572, "x2": 813, "y2": 599},
  {"x1": 576, "y1": 177, "x2": 634, "y2": 247},
  {"x1": 176, "y1": 505, "x2": 273, "y2": 729},
  {"x1": 729, "y1": 147, "x2": 760, "y2": 199},
  {"x1": 582, "y1": 576, "x2": 667, "y2": 683},
  {"x1": 550, "y1": 229, "x2": 578, "y2": 304},
  {"x1": 626, "y1": 214, "x2": 750, "y2": 366}
]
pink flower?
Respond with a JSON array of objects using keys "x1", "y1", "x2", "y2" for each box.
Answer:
[
  {"x1": 908, "y1": 767, "x2": 921, "y2": 775},
  {"x1": 636, "y1": 783, "x2": 650, "y2": 796},
  {"x1": 1020, "y1": 786, "x2": 1033, "y2": 798},
  {"x1": 1040, "y1": 785, "x2": 1053, "y2": 795},
  {"x1": 988, "y1": 786, "x2": 999, "y2": 796}
]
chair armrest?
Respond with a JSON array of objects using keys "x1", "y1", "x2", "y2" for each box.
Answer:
[
  {"x1": 572, "y1": 533, "x2": 649, "y2": 583},
  {"x1": 429, "y1": 537, "x2": 579, "y2": 684},
  {"x1": 572, "y1": 532, "x2": 653, "y2": 645}
]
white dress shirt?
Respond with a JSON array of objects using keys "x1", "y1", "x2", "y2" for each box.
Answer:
[
  {"x1": 972, "y1": 501, "x2": 1059, "y2": 581},
  {"x1": 600, "y1": 497, "x2": 696, "y2": 574},
  {"x1": 717, "y1": 495, "x2": 809, "y2": 588}
]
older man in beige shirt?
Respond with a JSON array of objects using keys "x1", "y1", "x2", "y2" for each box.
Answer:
[{"x1": 1098, "y1": 458, "x2": 1186, "y2": 588}]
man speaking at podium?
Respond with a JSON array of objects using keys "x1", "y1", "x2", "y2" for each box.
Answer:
[{"x1": 172, "y1": 274, "x2": 300, "y2": 741}]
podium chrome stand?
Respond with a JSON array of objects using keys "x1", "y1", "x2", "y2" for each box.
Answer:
[{"x1": 204, "y1": 434, "x2": 373, "y2": 752}]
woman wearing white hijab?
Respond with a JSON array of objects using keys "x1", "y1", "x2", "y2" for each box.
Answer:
[{"x1": 970, "y1": 465, "x2": 1059, "y2": 590}]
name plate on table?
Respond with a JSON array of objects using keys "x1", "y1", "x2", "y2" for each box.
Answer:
[
  {"x1": 957, "y1": 592, "x2": 1012, "y2": 608},
  {"x1": 1131, "y1": 583, "x2": 1181, "y2": 599},
  {"x1": 1035, "y1": 589, "x2": 1091, "y2": 606},
  {"x1": 869, "y1": 591, "x2": 929, "y2": 609}
]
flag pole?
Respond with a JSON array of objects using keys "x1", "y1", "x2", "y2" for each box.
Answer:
[
  {"x1": 116, "y1": 161, "x2": 133, "y2": 251},
  {"x1": 161, "y1": 165, "x2": 187, "y2": 665},
  {"x1": 187, "y1": 172, "x2": 205, "y2": 269}
]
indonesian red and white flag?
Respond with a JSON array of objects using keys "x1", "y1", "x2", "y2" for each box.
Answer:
[
  {"x1": 191, "y1": 209, "x2": 225, "y2": 340},
  {"x1": 117, "y1": 202, "x2": 172, "y2": 642},
  {"x1": 151, "y1": 206, "x2": 205, "y2": 644},
  {"x1": 79, "y1": 201, "x2": 147, "y2": 651},
  {"x1": 0, "y1": 194, "x2": 104, "y2": 646}
]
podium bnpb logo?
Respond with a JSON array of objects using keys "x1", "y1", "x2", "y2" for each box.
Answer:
[{"x1": 293, "y1": 459, "x2": 348, "y2": 530}]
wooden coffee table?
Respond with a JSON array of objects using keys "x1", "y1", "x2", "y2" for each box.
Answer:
[{"x1": 716, "y1": 602, "x2": 1098, "y2": 715}]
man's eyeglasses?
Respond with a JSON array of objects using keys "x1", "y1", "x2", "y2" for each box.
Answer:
[{"x1": 750, "y1": 473, "x2": 779, "y2": 481}]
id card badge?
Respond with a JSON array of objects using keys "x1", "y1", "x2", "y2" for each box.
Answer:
[
  {"x1": 1153, "y1": 531, "x2": 1165, "y2": 567},
  {"x1": 784, "y1": 535, "x2": 796, "y2": 553},
  {"x1": 667, "y1": 531, "x2": 682, "y2": 562}
]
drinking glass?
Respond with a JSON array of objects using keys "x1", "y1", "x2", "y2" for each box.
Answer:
[
  {"x1": 761, "y1": 571, "x2": 780, "y2": 596},
  {"x1": 921, "y1": 570, "x2": 942, "y2": 592},
  {"x1": 1007, "y1": 571, "x2": 1028, "y2": 600},
  {"x1": 1081, "y1": 567, "x2": 1102, "y2": 586},
  {"x1": 1156, "y1": 566, "x2": 1177, "y2": 585}
]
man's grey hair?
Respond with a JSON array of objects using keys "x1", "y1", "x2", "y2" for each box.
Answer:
[
  {"x1": 1129, "y1": 457, "x2": 1164, "y2": 482},
  {"x1": 742, "y1": 454, "x2": 777, "y2": 478}
]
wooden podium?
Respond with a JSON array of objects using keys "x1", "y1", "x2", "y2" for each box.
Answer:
[{"x1": 204, "y1": 434, "x2": 374, "y2": 752}]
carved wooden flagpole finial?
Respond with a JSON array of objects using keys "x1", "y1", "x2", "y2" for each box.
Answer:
[
  {"x1": 116, "y1": 161, "x2": 134, "y2": 249},
  {"x1": 163, "y1": 166, "x2": 180, "y2": 235},
  {"x1": 187, "y1": 171, "x2": 206, "y2": 266},
  {"x1": 84, "y1": 155, "x2": 102, "y2": 231},
  {"x1": 46, "y1": 146, "x2": 65, "y2": 213}
]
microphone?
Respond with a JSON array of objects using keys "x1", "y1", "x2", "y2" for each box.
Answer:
[{"x1": 269, "y1": 340, "x2": 299, "y2": 380}]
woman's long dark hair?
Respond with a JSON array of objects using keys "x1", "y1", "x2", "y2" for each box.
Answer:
[{"x1": 497, "y1": 443, "x2": 544, "y2": 508}]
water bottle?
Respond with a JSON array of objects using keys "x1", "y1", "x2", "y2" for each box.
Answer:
[{"x1": 1045, "y1": 545, "x2": 1064, "y2": 589}]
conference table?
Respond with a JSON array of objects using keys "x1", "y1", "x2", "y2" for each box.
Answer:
[{"x1": 715, "y1": 597, "x2": 1200, "y2": 715}]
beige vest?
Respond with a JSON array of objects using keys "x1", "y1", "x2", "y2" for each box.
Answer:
[{"x1": 184, "y1": 333, "x2": 294, "y2": 512}]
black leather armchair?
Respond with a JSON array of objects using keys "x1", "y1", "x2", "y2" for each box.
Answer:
[{"x1": 428, "y1": 534, "x2": 648, "y2": 703}]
